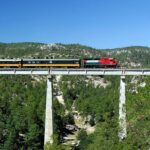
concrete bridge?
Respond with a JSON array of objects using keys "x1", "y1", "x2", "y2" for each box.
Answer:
[
  {"x1": 0, "y1": 68, "x2": 149, "y2": 75},
  {"x1": 0, "y1": 68, "x2": 150, "y2": 146}
]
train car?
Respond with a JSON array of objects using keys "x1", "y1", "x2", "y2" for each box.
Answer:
[
  {"x1": 82, "y1": 57, "x2": 119, "y2": 68},
  {"x1": 22, "y1": 59, "x2": 80, "y2": 68},
  {"x1": 0, "y1": 59, "x2": 21, "y2": 68}
]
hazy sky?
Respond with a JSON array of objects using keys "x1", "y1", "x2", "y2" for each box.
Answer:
[{"x1": 0, "y1": 0, "x2": 150, "y2": 48}]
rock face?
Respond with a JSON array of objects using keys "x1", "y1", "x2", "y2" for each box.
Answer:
[
  {"x1": 129, "y1": 76, "x2": 146, "y2": 94},
  {"x1": 53, "y1": 75, "x2": 102, "y2": 146},
  {"x1": 56, "y1": 95, "x2": 65, "y2": 105},
  {"x1": 55, "y1": 75, "x2": 65, "y2": 105},
  {"x1": 65, "y1": 124, "x2": 78, "y2": 131},
  {"x1": 86, "y1": 76, "x2": 110, "y2": 88}
]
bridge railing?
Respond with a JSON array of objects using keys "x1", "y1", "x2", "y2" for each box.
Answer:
[{"x1": 0, "y1": 68, "x2": 149, "y2": 75}]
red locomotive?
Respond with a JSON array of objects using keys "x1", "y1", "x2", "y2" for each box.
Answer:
[{"x1": 82, "y1": 57, "x2": 119, "y2": 68}]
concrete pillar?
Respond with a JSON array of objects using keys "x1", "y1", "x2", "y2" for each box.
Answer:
[
  {"x1": 44, "y1": 76, "x2": 53, "y2": 145},
  {"x1": 118, "y1": 76, "x2": 127, "y2": 140}
]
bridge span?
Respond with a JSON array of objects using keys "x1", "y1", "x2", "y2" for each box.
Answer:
[
  {"x1": 0, "y1": 68, "x2": 149, "y2": 75},
  {"x1": 1, "y1": 68, "x2": 150, "y2": 146}
]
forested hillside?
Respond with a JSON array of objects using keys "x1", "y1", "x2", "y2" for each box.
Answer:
[{"x1": 0, "y1": 43, "x2": 150, "y2": 150}]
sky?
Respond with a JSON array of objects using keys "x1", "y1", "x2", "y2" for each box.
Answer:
[{"x1": 0, "y1": 0, "x2": 150, "y2": 49}]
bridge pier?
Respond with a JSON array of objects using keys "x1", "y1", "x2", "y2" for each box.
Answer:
[
  {"x1": 118, "y1": 76, "x2": 127, "y2": 140},
  {"x1": 44, "y1": 76, "x2": 53, "y2": 145}
]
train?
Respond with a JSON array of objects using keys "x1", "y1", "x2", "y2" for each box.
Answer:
[{"x1": 0, "y1": 57, "x2": 119, "y2": 68}]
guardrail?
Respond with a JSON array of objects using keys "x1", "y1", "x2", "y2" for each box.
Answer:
[{"x1": 0, "y1": 68, "x2": 149, "y2": 75}]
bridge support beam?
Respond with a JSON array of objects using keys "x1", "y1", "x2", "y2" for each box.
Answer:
[
  {"x1": 44, "y1": 76, "x2": 53, "y2": 145},
  {"x1": 118, "y1": 75, "x2": 127, "y2": 140}
]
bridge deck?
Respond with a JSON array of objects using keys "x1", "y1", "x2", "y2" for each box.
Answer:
[{"x1": 0, "y1": 68, "x2": 149, "y2": 75}]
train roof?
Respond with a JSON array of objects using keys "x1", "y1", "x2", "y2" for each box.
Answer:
[
  {"x1": 0, "y1": 59, "x2": 21, "y2": 61},
  {"x1": 0, "y1": 59, "x2": 80, "y2": 61},
  {"x1": 22, "y1": 59, "x2": 80, "y2": 61}
]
